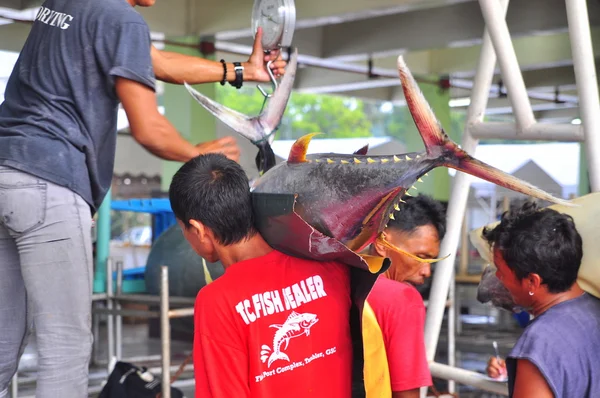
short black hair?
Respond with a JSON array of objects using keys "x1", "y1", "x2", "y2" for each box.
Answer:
[
  {"x1": 482, "y1": 201, "x2": 582, "y2": 293},
  {"x1": 169, "y1": 153, "x2": 257, "y2": 245},
  {"x1": 387, "y1": 194, "x2": 446, "y2": 240}
]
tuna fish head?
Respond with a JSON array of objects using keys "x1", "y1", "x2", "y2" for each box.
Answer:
[
  {"x1": 251, "y1": 56, "x2": 575, "y2": 274},
  {"x1": 184, "y1": 49, "x2": 299, "y2": 175}
]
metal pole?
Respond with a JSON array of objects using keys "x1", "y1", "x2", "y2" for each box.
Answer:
[
  {"x1": 451, "y1": 78, "x2": 580, "y2": 105},
  {"x1": 458, "y1": 214, "x2": 469, "y2": 277},
  {"x1": 115, "y1": 260, "x2": 124, "y2": 360},
  {"x1": 160, "y1": 266, "x2": 171, "y2": 398},
  {"x1": 93, "y1": 188, "x2": 111, "y2": 293},
  {"x1": 565, "y1": 0, "x2": 600, "y2": 192},
  {"x1": 469, "y1": 121, "x2": 584, "y2": 142},
  {"x1": 106, "y1": 258, "x2": 115, "y2": 373},
  {"x1": 9, "y1": 373, "x2": 17, "y2": 398},
  {"x1": 214, "y1": 40, "x2": 577, "y2": 107},
  {"x1": 111, "y1": 294, "x2": 195, "y2": 305},
  {"x1": 168, "y1": 308, "x2": 195, "y2": 318},
  {"x1": 424, "y1": 0, "x2": 509, "y2": 361},
  {"x1": 447, "y1": 270, "x2": 456, "y2": 394},
  {"x1": 93, "y1": 308, "x2": 160, "y2": 317},
  {"x1": 429, "y1": 362, "x2": 508, "y2": 395},
  {"x1": 478, "y1": 0, "x2": 535, "y2": 130}
]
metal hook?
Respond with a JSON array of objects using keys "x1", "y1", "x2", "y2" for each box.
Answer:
[{"x1": 257, "y1": 60, "x2": 278, "y2": 98}]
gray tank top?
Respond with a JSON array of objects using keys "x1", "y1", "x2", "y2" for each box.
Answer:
[{"x1": 507, "y1": 293, "x2": 600, "y2": 397}]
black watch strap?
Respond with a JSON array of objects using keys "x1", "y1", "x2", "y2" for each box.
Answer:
[{"x1": 231, "y1": 62, "x2": 244, "y2": 89}]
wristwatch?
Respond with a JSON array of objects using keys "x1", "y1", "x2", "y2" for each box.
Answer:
[{"x1": 231, "y1": 62, "x2": 244, "y2": 89}]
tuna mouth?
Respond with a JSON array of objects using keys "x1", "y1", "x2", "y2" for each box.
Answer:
[
  {"x1": 383, "y1": 192, "x2": 408, "y2": 225},
  {"x1": 374, "y1": 177, "x2": 450, "y2": 265},
  {"x1": 377, "y1": 181, "x2": 422, "y2": 233}
]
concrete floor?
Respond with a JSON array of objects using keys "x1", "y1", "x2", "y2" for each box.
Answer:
[
  {"x1": 9, "y1": 313, "x2": 521, "y2": 397},
  {"x1": 11, "y1": 323, "x2": 194, "y2": 397}
]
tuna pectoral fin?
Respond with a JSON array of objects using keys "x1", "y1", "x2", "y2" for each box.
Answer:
[
  {"x1": 447, "y1": 149, "x2": 575, "y2": 207},
  {"x1": 397, "y1": 55, "x2": 575, "y2": 207},
  {"x1": 185, "y1": 82, "x2": 277, "y2": 173}
]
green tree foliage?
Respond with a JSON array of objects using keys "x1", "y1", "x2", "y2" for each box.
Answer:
[
  {"x1": 216, "y1": 86, "x2": 372, "y2": 140},
  {"x1": 215, "y1": 85, "x2": 471, "y2": 143}
]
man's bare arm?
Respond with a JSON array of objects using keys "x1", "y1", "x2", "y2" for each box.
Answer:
[
  {"x1": 150, "y1": 27, "x2": 286, "y2": 85},
  {"x1": 151, "y1": 46, "x2": 256, "y2": 85},
  {"x1": 392, "y1": 388, "x2": 421, "y2": 398},
  {"x1": 512, "y1": 359, "x2": 553, "y2": 398},
  {"x1": 116, "y1": 77, "x2": 240, "y2": 162}
]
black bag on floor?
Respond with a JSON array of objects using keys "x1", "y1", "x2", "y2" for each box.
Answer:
[{"x1": 99, "y1": 361, "x2": 185, "y2": 398}]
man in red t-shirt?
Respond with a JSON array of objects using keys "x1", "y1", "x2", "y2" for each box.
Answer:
[
  {"x1": 168, "y1": 153, "x2": 353, "y2": 398},
  {"x1": 362, "y1": 195, "x2": 446, "y2": 398}
]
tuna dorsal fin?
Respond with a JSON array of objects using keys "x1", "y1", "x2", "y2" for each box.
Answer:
[
  {"x1": 353, "y1": 144, "x2": 369, "y2": 155},
  {"x1": 288, "y1": 133, "x2": 322, "y2": 163},
  {"x1": 397, "y1": 56, "x2": 447, "y2": 154}
]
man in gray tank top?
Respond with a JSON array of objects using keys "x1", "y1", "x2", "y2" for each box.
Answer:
[
  {"x1": 483, "y1": 202, "x2": 600, "y2": 397},
  {"x1": 0, "y1": 1, "x2": 287, "y2": 396}
]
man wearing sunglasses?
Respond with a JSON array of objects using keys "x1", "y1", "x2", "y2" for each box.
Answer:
[{"x1": 362, "y1": 194, "x2": 446, "y2": 398}]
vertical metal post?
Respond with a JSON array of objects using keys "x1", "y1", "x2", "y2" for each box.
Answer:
[
  {"x1": 161, "y1": 266, "x2": 171, "y2": 398},
  {"x1": 458, "y1": 213, "x2": 470, "y2": 277},
  {"x1": 9, "y1": 373, "x2": 17, "y2": 398},
  {"x1": 94, "y1": 188, "x2": 111, "y2": 293},
  {"x1": 565, "y1": 0, "x2": 600, "y2": 192},
  {"x1": 424, "y1": 0, "x2": 510, "y2": 361},
  {"x1": 447, "y1": 271, "x2": 456, "y2": 394},
  {"x1": 106, "y1": 258, "x2": 115, "y2": 373},
  {"x1": 478, "y1": 0, "x2": 535, "y2": 130},
  {"x1": 447, "y1": 213, "x2": 467, "y2": 394},
  {"x1": 116, "y1": 260, "x2": 124, "y2": 360}
]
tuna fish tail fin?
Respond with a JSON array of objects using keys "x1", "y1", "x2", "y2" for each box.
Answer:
[
  {"x1": 267, "y1": 352, "x2": 290, "y2": 367},
  {"x1": 397, "y1": 55, "x2": 576, "y2": 207},
  {"x1": 184, "y1": 49, "x2": 299, "y2": 175}
]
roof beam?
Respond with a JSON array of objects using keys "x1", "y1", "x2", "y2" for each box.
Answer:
[
  {"x1": 0, "y1": 21, "x2": 30, "y2": 52},
  {"x1": 294, "y1": 27, "x2": 600, "y2": 97},
  {"x1": 137, "y1": 0, "x2": 477, "y2": 38},
  {"x1": 320, "y1": 0, "x2": 600, "y2": 58},
  {"x1": 216, "y1": 0, "x2": 475, "y2": 40},
  {"x1": 0, "y1": 1, "x2": 41, "y2": 10}
]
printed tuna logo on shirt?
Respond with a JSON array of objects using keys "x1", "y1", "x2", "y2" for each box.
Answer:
[{"x1": 260, "y1": 311, "x2": 319, "y2": 367}]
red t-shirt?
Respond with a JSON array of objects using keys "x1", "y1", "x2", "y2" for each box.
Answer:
[
  {"x1": 193, "y1": 250, "x2": 353, "y2": 398},
  {"x1": 366, "y1": 276, "x2": 432, "y2": 392}
]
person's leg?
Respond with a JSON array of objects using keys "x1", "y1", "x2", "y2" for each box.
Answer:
[
  {"x1": 0, "y1": 167, "x2": 94, "y2": 397},
  {"x1": 0, "y1": 221, "x2": 29, "y2": 398}
]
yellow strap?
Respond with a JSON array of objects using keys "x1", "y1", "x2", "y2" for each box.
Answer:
[{"x1": 376, "y1": 235, "x2": 450, "y2": 264}]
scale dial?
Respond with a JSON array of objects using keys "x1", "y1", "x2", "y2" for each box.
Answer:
[{"x1": 251, "y1": 0, "x2": 296, "y2": 51}]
